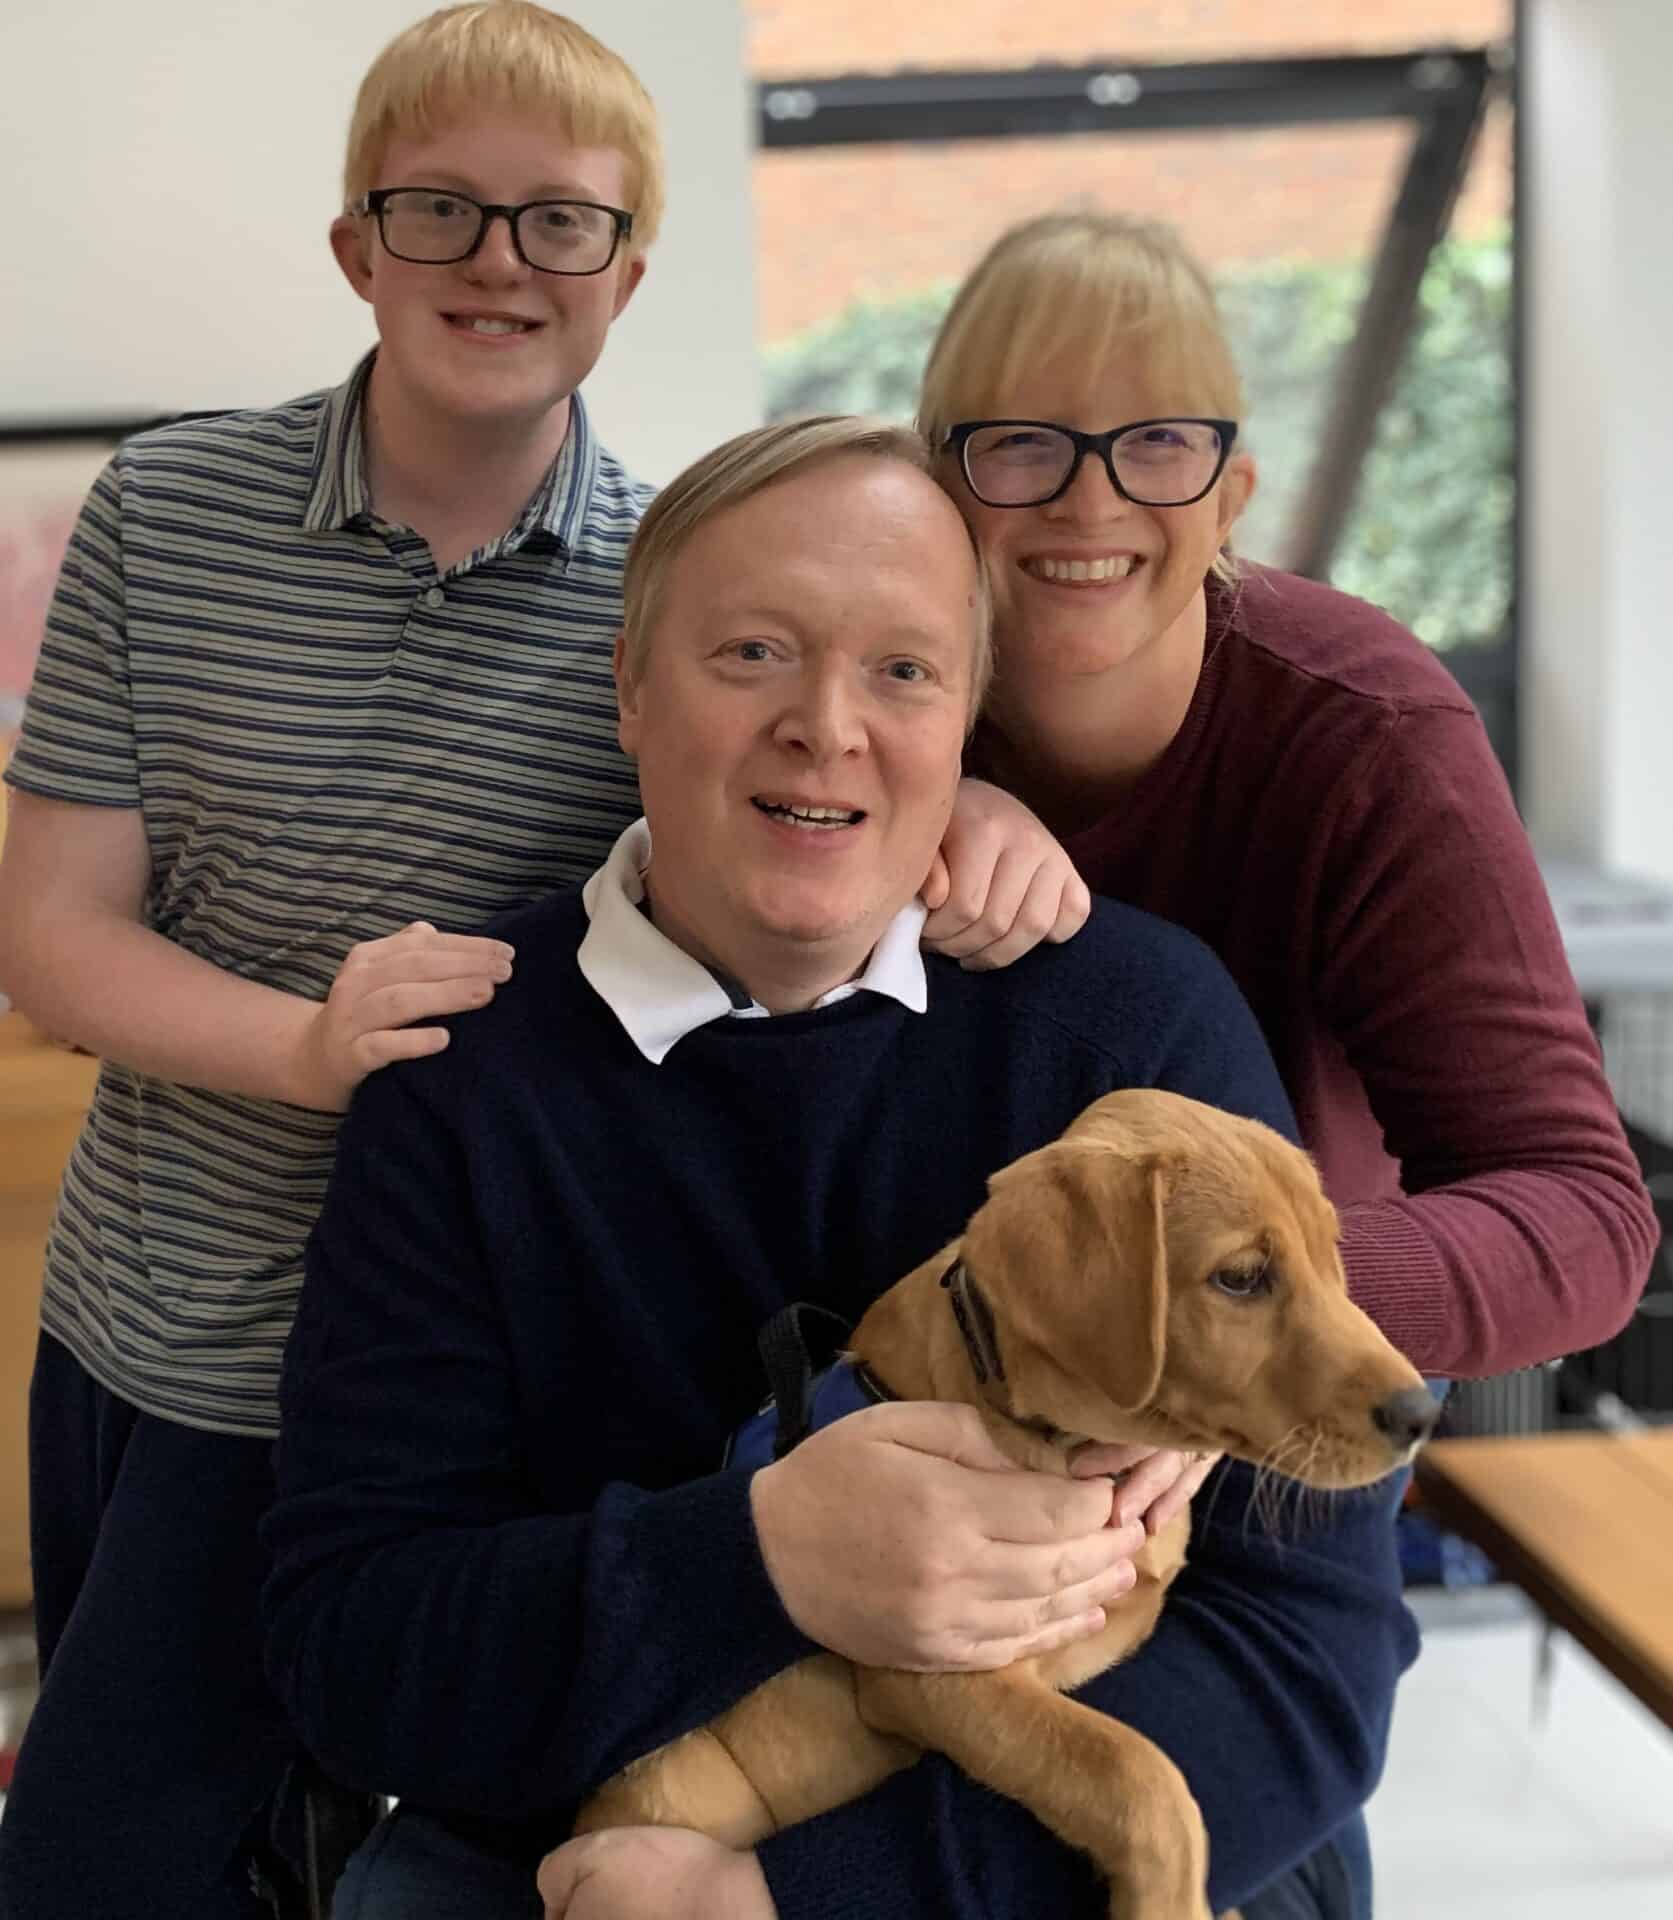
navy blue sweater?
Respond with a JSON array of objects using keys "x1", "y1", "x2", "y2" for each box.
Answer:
[{"x1": 262, "y1": 892, "x2": 1418, "y2": 1916}]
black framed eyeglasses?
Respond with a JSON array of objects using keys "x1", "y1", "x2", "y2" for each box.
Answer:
[
  {"x1": 357, "y1": 187, "x2": 634, "y2": 277},
  {"x1": 946, "y1": 418, "x2": 1239, "y2": 509}
]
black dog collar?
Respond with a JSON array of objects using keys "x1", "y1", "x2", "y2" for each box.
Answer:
[{"x1": 940, "y1": 1255, "x2": 1006, "y2": 1386}]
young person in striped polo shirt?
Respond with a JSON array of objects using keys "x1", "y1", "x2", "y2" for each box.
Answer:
[{"x1": 0, "y1": 9, "x2": 1093, "y2": 1917}]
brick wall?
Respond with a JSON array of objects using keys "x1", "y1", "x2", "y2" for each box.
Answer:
[
  {"x1": 746, "y1": 1, "x2": 1511, "y2": 343},
  {"x1": 748, "y1": 0, "x2": 1510, "y2": 79}
]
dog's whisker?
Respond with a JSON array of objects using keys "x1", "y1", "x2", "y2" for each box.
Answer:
[
  {"x1": 1288, "y1": 1431, "x2": 1332, "y2": 1538},
  {"x1": 1196, "y1": 1455, "x2": 1237, "y2": 1532},
  {"x1": 1243, "y1": 1425, "x2": 1308, "y2": 1546}
]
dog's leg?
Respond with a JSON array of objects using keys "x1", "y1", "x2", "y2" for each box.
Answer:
[
  {"x1": 575, "y1": 1654, "x2": 918, "y2": 1847},
  {"x1": 854, "y1": 1664, "x2": 1213, "y2": 1920}
]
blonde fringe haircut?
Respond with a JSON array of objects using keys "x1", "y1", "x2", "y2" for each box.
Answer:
[
  {"x1": 343, "y1": 2, "x2": 665, "y2": 252},
  {"x1": 620, "y1": 415, "x2": 994, "y2": 724},
  {"x1": 918, "y1": 211, "x2": 1246, "y2": 585}
]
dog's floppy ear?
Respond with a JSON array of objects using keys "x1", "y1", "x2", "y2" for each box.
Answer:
[{"x1": 961, "y1": 1143, "x2": 1172, "y2": 1414}]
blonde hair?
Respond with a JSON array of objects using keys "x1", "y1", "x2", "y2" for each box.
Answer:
[
  {"x1": 918, "y1": 211, "x2": 1245, "y2": 582},
  {"x1": 621, "y1": 415, "x2": 993, "y2": 717},
  {"x1": 343, "y1": 3, "x2": 664, "y2": 251}
]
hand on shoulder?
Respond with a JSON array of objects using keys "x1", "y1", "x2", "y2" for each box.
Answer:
[
  {"x1": 291, "y1": 921, "x2": 516, "y2": 1110},
  {"x1": 921, "y1": 778, "x2": 1090, "y2": 969}
]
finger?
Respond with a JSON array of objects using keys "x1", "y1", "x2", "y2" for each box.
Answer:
[
  {"x1": 536, "y1": 1839, "x2": 587, "y2": 1915},
  {"x1": 354, "y1": 922, "x2": 515, "y2": 962},
  {"x1": 353, "y1": 977, "x2": 501, "y2": 1035},
  {"x1": 352, "y1": 939, "x2": 516, "y2": 981},
  {"x1": 1145, "y1": 1453, "x2": 1221, "y2": 1534},
  {"x1": 864, "y1": 1406, "x2": 1118, "y2": 1539},
  {"x1": 919, "y1": 848, "x2": 951, "y2": 913},
  {"x1": 1113, "y1": 1450, "x2": 1195, "y2": 1527},
  {"x1": 960, "y1": 1586, "x2": 1131, "y2": 1671},
  {"x1": 338, "y1": 959, "x2": 512, "y2": 1017},
  {"x1": 957, "y1": 862, "x2": 1079, "y2": 972},
  {"x1": 973, "y1": 1465, "x2": 1118, "y2": 1545},
  {"x1": 917, "y1": 832, "x2": 1010, "y2": 946},
  {"x1": 393, "y1": 930, "x2": 515, "y2": 964},
  {"x1": 862, "y1": 1398, "x2": 1020, "y2": 1473},
  {"x1": 923, "y1": 847, "x2": 1037, "y2": 959},
  {"x1": 1048, "y1": 872, "x2": 1093, "y2": 943},
  {"x1": 349, "y1": 1026, "x2": 452, "y2": 1078},
  {"x1": 1069, "y1": 1440, "x2": 1160, "y2": 1480},
  {"x1": 984, "y1": 1520, "x2": 1147, "y2": 1600},
  {"x1": 334, "y1": 940, "x2": 513, "y2": 1005}
]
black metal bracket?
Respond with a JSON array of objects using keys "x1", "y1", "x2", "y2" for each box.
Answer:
[{"x1": 759, "y1": 49, "x2": 1492, "y2": 148}]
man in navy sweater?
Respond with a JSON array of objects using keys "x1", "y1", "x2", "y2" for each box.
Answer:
[{"x1": 262, "y1": 416, "x2": 1416, "y2": 1920}]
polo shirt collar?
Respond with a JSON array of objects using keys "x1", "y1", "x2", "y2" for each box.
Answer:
[
  {"x1": 303, "y1": 350, "x2": 599, "y2": 555},
  {"x1": 579, "y1": 819, "x2": 929, "y2": 1066}
]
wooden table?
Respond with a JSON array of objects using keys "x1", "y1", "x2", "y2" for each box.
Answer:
[
  {"x1": 0, "y1": 1012, "x2": 99, "y2": 1607},
  {"x1": 1415, "y1": 1428, "x2": 1673, "y2": 1731}
]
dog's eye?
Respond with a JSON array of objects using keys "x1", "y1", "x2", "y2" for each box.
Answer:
[{"x1": 1210, "y1": 1263, "x2": 1273, "y2": 1299}]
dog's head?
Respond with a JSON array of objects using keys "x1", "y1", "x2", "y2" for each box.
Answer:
[{"x1": 954, "y1": 1089, "x2": 1437, "y2": 1488}]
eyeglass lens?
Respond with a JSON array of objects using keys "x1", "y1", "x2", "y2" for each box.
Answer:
[
  {"x1": 964, "y1": 422, "x2": 1226, "y2": 506},
  {"x1": 378, "y1": 190, "x2": 620, "y2": 273}
]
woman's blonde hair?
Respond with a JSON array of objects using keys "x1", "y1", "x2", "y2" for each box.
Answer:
[
  {"x1": 918, "y1": 211, "x2": 1245, "y2": 581},
  {"x1": 342, "y1": 3, "x2": 665, "y2": 251},
  {"x1": 621, "y1": 415, "x2": 993, "y2": 718}
]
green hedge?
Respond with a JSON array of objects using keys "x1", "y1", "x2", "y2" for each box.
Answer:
[{"x1": 764, "y1": 232, "x2": 1512, "y2": 654}]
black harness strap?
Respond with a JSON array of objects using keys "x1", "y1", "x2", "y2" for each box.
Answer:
[{"x1": 755, "y1": 1302, "x2": 856, "y2": 1460}]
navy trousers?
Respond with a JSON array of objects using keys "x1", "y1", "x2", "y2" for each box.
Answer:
[
  {"x1": 0, "y1": 1333, "x2": 302, "y2": 1920},
  {"x1": 1243, "y1": 1812, "x2": 1372, "y2": 1918}
]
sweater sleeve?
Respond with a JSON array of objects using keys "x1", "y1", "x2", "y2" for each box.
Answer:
[
  {"x1": 1316, "y1": 704, "x2": 1656, "y2": 1376},
  {"x1": 260, "y1": 1064, "x2": 815, "y2": 1820},
  {"x1": 759, "y1": 1467, "x2": 1415, "y2": 1919}
]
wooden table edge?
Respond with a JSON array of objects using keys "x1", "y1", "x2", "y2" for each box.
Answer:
[{"x1": 1414, "y1": 1451, "x2": 1673, "y2": 1732}]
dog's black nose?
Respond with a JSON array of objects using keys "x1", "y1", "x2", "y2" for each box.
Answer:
[{"x1": 1372, "y1": 1386, "x2": 1441, "y2": 1452}]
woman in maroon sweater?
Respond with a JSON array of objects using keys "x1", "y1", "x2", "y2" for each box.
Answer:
[{"x1": 919, "y1": 211, "x2": 1655, "y2": 1384}]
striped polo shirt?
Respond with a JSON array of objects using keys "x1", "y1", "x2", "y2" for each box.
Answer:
[{"x1": 5, "y1": 355, "x2": 651, "y2": 1437}]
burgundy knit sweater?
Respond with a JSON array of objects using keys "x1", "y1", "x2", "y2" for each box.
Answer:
[{"x1": 1023, "y1": 566, "x2": 1656, "y2": 1378}]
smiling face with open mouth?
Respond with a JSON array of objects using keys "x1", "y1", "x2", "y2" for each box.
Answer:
[
  {"x1": 617, "y1": 455, "x2": 981, "y2": 1005},
  {"x1": 950, "y1": 371, "x2": 1251, "y2": 703},
  {"x1": 331, "y1": 114, "x2": 644, "y2": 442}
]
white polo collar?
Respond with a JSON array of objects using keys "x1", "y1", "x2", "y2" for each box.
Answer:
[{"x1": 578, "y1": 819, "x2": 928, "y2": 1065}]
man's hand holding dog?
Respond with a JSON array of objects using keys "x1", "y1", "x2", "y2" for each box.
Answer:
[{"x1": 750, "y1": 1401, "x2": 1145, "y2": 1671}]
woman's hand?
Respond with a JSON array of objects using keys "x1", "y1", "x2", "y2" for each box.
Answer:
[
  {"x1": 1070, "y1": 1442, "x2": 1222, "y2": 1534},
  {"x1": 538, "y1": 1827, "x2": 775, "y2": 1919},
  {"x1": 922, "y1": 779, "x2": 1090, "y2": 968}
]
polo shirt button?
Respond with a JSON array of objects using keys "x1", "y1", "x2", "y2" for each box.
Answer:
[{"x1": 424, "y1": 586, "x2": 445, "y2": 609}]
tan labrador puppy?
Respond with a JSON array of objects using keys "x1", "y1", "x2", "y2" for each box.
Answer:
[{"x1": 574, "y1": 1088, "x2": 1436, "y2": 1919}]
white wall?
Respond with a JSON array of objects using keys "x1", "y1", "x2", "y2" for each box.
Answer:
[
  {"x1": 1522, "y1": 0, "x2": 1673, "y2": 888},
  {"x1": 0, "y1": 0, "x2": 759, "y2": 484}
]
